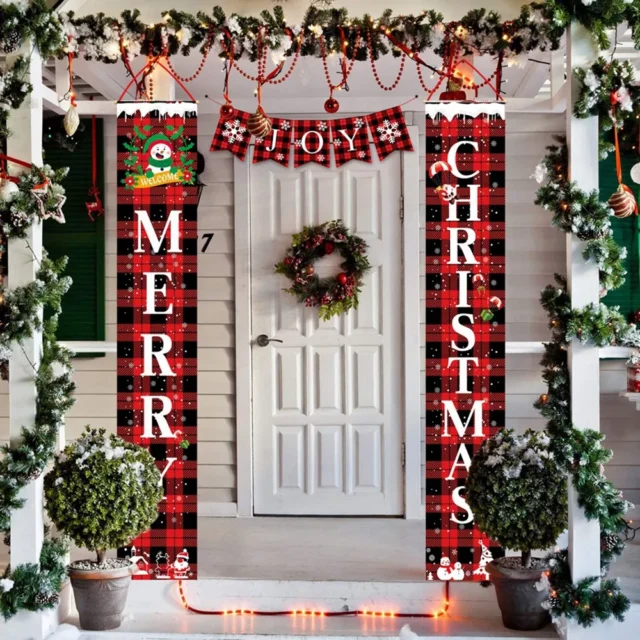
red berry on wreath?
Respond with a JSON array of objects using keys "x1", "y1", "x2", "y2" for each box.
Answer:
[
  {"x1": 337, "y1": 272, "x2": 348, "y2": 285},
  {"x1": 324, "y1": 241, "x2": 335, "y2": 255},
  {"x1": 305, "y1": 265, "x2": 315, "y2": 276},
  {"x1": 284, "y1": 257, "x2": 292, "y2": 266}
]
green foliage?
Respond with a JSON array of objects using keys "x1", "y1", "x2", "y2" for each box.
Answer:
[
  {"x1": 0, "y1": 537, "x2": 68, "y2": 621},
  {"x1": 0, "y1": 56, "x2": 32, "y2": 138},
  {"x1": 274, "y1": 220, "x2": 370, "y2": 321},
  {"x1": 44, "y1": 428, "x2": 163, "y2": 559},
  {"x1": 467, "y1": 429, "x2": 568, "y2": 558},
  {"x1": 0, "y1": 164, "x2": 68, "y2": 239}
]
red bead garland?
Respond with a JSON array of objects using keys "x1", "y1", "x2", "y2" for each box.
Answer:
[{"x1": 367, "y1": 29, "x2": 406, "y2": 91}]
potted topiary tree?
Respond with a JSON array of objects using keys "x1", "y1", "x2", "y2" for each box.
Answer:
[
  {"x1": 44, "y1": 427, "x2": 163, "y2": 631},
  {"x1": 466, "y1": 429, "x2": 567, "y2": 631}
]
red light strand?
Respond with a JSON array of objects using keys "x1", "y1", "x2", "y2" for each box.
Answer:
[{"x1": 177, "y1": 580, "x2": 450, "y2": 619}]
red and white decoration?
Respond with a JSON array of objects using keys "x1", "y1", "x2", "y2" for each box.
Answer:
[
  {"x1": 210, "y1": 105, "x2": 413, "y2": 166},
  {"x1": 425, "y1": 102, "x2": 506, "y2": 581}
]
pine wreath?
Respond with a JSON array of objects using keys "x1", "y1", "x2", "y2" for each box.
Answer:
[{"x1": 275, "y1": 220, "x2": 370, "y2": 321}]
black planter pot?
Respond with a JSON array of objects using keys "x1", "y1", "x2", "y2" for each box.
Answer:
[
  {"x1": 70, "y1": 563, "x2": 133, "y2": 630},
  {"x1": 486, "y1": 560, "x2": 551, "y2": 631}
]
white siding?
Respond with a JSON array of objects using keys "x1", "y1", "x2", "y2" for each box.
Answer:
[{"x1": 0, "y1": 110, "x2": 638, "y2": 518}]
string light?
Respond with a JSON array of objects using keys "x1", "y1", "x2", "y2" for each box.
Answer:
[{"x1": 177, "y1": 581, "x2": 451, "y2": 619}]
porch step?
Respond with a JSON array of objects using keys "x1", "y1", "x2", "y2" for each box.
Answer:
[{"x1": 59, "y1": 615, "x2": 557, "y2": 640}]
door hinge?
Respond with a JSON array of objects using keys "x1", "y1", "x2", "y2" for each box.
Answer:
[
  {"x1": 401, "y1": 442, "x2": 406, "y2": 467},
  {"x1": 399, "y1": 195, "x2": 405, "y2": 221}
]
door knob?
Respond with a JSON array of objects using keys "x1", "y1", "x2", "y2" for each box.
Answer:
[{"x1": 256, "y1": 334, "x2": 283, "y2": 347}]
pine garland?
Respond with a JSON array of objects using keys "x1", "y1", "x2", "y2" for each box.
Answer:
[
  {"x1": 0, "y1": 253, "x2": 74, "y2": 621},
  {"x1": 533, "y1": 136, "x2": 638, "y2": 625},
  {"x1": 0, "y1": 56, "x2": 32, "y2": 139}
]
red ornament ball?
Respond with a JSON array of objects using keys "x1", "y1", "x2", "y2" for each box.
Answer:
[
  {"x1": 324, "y1": 241, "x2": 335, "y2": 255},
  {"x1": 324, "y1": 97, "x2": 340, "y2": 114},
  {"x1": 634, "y1": 309, "x2": 640, "y2": 324},
  {"x1": 305, "y1": 265, "x2": 315, "y2": 276},
  {"x1": 610, "y1": 91, "x2": 619, "y2": 106},
  {"x1": 337, "y1": 272, "x2": 348, "y2": 285},
  {"x1": 220, "y1": 103, "x2": 234, "y2": 120}
]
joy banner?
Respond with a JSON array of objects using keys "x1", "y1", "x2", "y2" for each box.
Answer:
[
  {"x1": 116, "y1": 102, "x2": 198, "y2": 580},
  {"x1": 425, "y1": 103, "x2": 506, "y2": 582},
  {"x1": 210, "y1": 105, "x2": 413, "y2": 166}
]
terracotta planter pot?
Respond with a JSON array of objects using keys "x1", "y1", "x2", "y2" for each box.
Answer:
[
  {"x1": 70, "y1": 563, "x2": 133, "y2": 630},
  {"x1": 486, "y1": 560, "x2": 551, "y2": 631}
]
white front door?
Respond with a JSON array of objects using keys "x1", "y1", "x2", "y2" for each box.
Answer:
[{"x1": 250, "y1": 149, "x2": 403, "y2": 515}]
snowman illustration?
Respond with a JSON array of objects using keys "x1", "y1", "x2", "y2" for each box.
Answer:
[
  {"x1": 171, "y1": 549, "x2": 191, "y2": 579},
  {"x1": 451, "y1": 561, "x2": 465, "y2": 581},
  {"x1": 436, "y1": 556, "x2": 453, "y2": 581},
  {"x1": 143, "y1": 133, "x2": 176, "y2": 177}
]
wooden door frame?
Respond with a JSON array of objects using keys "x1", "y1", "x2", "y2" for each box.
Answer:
[{"x1": 233, "y1": 125, "x2": 421, "y2": 519}]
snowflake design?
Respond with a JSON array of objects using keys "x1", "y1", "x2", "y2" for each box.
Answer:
[
  {"x1": 317, "y1": 154, "x2": 326, "y2": 162},
  {"x1": 281, "y1": 121, "x2": 291, "y2": 130},
  {"x1": 222, "y1": 119, "x2": 246, "y2": 144},
  {"x1": 276, "y1": 153, "x2": 285, "y2": 161},
  {"x1": 333, "y1": 138, "x2": 342, "y2": 147},
  {"x1": 294, "y1": 139, "x2": 303, "y2": 147},
  {"x1": 357, "y1": 151, "x2": 366, "y2": 159},
  {"x1": 317, "y1": 121, "x2": 328, "y2": 132},
  {"x1": 377, "y1": 119, "x2": 400, "y2": 143},
  {"x1": 255, "y1": 137, "x2": 264, "y2": 145},
  {"x1": 354, "y1": 117, "x2": 364, "y2": 129}
]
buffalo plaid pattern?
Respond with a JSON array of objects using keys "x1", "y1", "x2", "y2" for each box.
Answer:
[
  {"x1": 331, "y1": 116, "x2": 371, "y2": 167},
  {"x1": 367, "y1": 106, "x2": 413, "y2": 161},
  {"x1": 210, "y1": 108, "x2": 251, "y2": 160},
  {"x1": 116, "y1": 103, "x2": 198, "y2": 580},
  {"x1": 425, "y1": 107, "x2": 506, "y2": 581},
  {"x1": 252, "y1": 117, "x2": 293, "y2": 166},
  {"x1": 293, "y1": 119, "x2": 331, "y2": 167}
]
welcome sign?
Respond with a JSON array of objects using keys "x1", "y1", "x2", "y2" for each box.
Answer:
[
  {"x1": 425, "y1": 103, "x2": 505, "y2": 582},
  {"x1": 116, "y1": 102, "x2": 198, "y2": 580}
]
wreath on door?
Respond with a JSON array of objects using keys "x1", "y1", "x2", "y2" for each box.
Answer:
[{"x1": 275, "y1": 220, "x2": 370, "y2": 320}]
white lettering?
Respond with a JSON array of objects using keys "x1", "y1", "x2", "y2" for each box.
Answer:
[
  {"x1": 447, "y1": 185, "x2": 480, "y2": 222},
  {"x1": 337, "y1": 127, "x2": 357, "y2": 151},
  {"x1": 446, "y1": 443, "x2": 473, "y2": 481},
  {"x1": 135, "y1": 209, "x2": 182, "y2": 253},
  {"x1": 447, "y1": 141, "x2": 479, "y2": 179},
  {"x1": 457, "y1": 271, "x2": 471, "y2": 307},
  {"x1": 142, "y1": 334, "x2": 176, "y2": 377},
  {"x1": 442, "y1": 400, "x2": 485, "y2": 437},
  {"x1": 448, "y1": 228, "x2": 478, "y2": 265},
  {"x1": 141, "y1": 396, "x2": 176, "y2": 439},
  {"x1": 451, "y1": 314, "x2": 475, "y2": 351},
  {"x1": 144, "y1": 272, "x2": 173, "y2": 315},
  {"x1": 451, "y1": 486, "x2": 474, "y2": 524},
  {"x1": 301, "y1": 130, "x2": 324, "y2": 155}
]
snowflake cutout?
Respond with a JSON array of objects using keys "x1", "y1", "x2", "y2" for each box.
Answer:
[
  {"x1": 281, "y1": 121, "x2": 291, "y2": 130},
  {"x1": 357, "y1": 151, "x2": 366, "y2": 159},
  {"x1": 354, "y1": 117, "x2": 364, "y2": 129},
  {"x1": 333, "y1": 138, "x2": 342, "y2": 147},
  {"x1": 317, "y1": 154, "x2": 326, "y2": 162},
  {"x1": 222, "y1": 119, "x2": 246, "y2": 144},
  {"x1": 255, "y1": 136, "x2": 264, "y2": 144},
  {"x1": 317, "y1": 121, "x2": 328, "y2": 131},
  {"x1": 377, "y1": 119, "x2": 400, "y2": 144},
  {"x1": 276, "y1": 153, "x2": 285, "y2": 161},
  {"x1": 294, "y1": 139, "x2": 303, "y2": 147}
]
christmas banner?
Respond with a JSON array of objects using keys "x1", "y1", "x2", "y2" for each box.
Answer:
[
  {"x1": 424, "y1": 103, "x2": 506, "y2": 582},
  {"x1": 117, "y1": 102, "x2": 198, "y2": 580},
  {"x1": 210, "y1": 106, "x2": 412, "y2": 166}
]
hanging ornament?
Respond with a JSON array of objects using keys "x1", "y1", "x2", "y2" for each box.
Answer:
[
  {"x1": 324, "y1": 97, "x2": 340, "y2": 114},
  {"x1": 247, "y1": 108, "x2": 272, "y2": 139},
  {"x1": 0, "y1": 179, "x2": 19, "y2": 203},
  {"x1": 608, "y1": 184, "x2": 637, "y2": 218},
  {"x1": 63, "y1": 104, "x2": 79, "y2": 136},
  {"x1": 220, "y1": 102, "x2": 234, "y2": 120},
  {"x1": 86, "y1": 116, "x2": 104, "y2": 221},
  {"x1": 630, "y1": 162, "x2": 640, "y2": 185}
]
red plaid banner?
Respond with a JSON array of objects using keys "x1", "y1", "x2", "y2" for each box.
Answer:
[
  {"x1": 210, "y1": 109, "x2": 251, "y2": 160},
  {"x1": 331, "y1": 116, "x2": 371, "y2": 167},
  {"x1": 424, "y1": 104, "x2": 506, "y2": 582},
  {"x1": 293, "y1": 119, "x2": 331, "y2": 167},
  {"x1": 367, "y1": 105, "x2": 413, "y2": 161},
  {"x1": 117, "y1": 102, "x2": 198, "y2": 580},
  {"x1": 252, "y1": 117, "x2": 293, "y2": 166}
]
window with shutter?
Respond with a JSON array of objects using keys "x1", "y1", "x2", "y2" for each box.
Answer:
[
  {"x1": 599, "y1": 150, "x2": 640, "y2": 319},
  {"x1": 43, "y1": 117, "x2": 105, "y2": 354}
]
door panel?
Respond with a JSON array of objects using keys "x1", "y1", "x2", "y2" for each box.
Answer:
[{"x1": 250, "y1": 150, "x2": 403, "y2": 515}]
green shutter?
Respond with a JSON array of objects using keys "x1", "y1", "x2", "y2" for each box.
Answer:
[
  {"x1": 43, "y1": 118, "x2": 105, "y2": 352},
  {"x1": 599, "y1": 151, "x2": 640, "y2": 319}
]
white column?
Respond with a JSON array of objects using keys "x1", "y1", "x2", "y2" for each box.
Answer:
[
  {"x1": 563, "y1": 22, "x2": 602, "y2": 640},
  {"x1": 148, "y1": 57, "x2": 176, "y2": 101},
  {"x1": 6, "y1": 43, "x2": 58, "y2": 640}
]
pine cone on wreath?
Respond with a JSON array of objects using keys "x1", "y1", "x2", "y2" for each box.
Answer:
[
  {"x1": 2, "y1": 30, "x2": 21, "y2": 54},
  {"x1": 601, "y1": 533, "x2": 619, "y2": 553},
  {"x1": 3, "y1": 532, "x2": 10, "y2": 547},
  {"x1": 35, "y1": 592, "x2": 59, "y2": 607}
]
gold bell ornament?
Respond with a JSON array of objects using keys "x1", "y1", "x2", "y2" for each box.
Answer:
[{"x1": 247, "y1": 107, "x2": 272, "y2": 139}]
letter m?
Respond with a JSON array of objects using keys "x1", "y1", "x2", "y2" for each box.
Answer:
[
  {"x1": 442, "y1": 400, "x2": 485, "y2": 438},
  {"x1": 135, "y1": 209, "x2": 182, "y2": 253}
]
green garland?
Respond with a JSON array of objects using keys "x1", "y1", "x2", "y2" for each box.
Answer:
[
  {"x1": 533, "y1": 137, "x2": 638, "y2": 626},
  {"x1": 0, "y1": 56, "x2": 32, "y2": 139},
  {"x1": 0, "y1": 254, "x2": 74, "y2": 621},
  {"x1": 0, "y1": 164, "x2": 68, "y2": 239}
]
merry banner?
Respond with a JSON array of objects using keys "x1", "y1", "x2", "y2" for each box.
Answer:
[
  {"x1": 424, "y1": 103, "x2": 506, "y2": 582},
  {"x1": 210, "y1": 105, "x2": 413, "y2": 166},
  {"x1": 116, "y1": 102, "x2": 198, "y2": 580}
]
